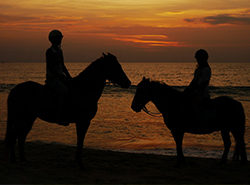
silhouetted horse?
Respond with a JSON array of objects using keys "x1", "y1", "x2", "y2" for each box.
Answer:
[
  {"x1": 5, "y1": 53, "x2": 131, "y2": 169},
  {"x1": 131, "y1": 77, "x2": 247, "y2": 166}
]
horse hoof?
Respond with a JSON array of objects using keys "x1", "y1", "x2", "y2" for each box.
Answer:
[
  {"x1": 175, "y1": 160, "x2": 185, "y2": 168},
  {"x1": 240, "y1": 160, "x2": 248, "y2": 165},
  {"x1": 20, "y1": 159, "x2": 27, "y2": 163},
  {"x1": 79, "y1": 165, "x2": 86, "y2": 171},
  {"x1": 218, "y1": 160, "x2": 227, "y2": 165},
  {"x1": 75, "y1": 160, "x2": 85, "y2": 170},
  {"x1": 10, "y1": 158, "x2": 16, "y2": 163},
  {"x1": 76, "y1": 162, "x2": 86, "y2": 170},
  {"x1": 174, "y1": 163, "x2": 181, "y2": 168}
]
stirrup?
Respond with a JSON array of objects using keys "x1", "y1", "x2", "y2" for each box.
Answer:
[{"x1": 57, "y1": 120, "x2": 69, "y2": 126}]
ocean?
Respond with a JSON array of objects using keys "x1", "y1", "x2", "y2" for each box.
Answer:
[{"x1": 0, "y1": 62, "x2": 250, "y2": 160}]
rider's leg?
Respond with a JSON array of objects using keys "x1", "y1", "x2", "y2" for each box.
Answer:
[
  {"x1": 57, "y1": 89, "x2": 68, "y2": 126},
  {"x1": 46, "y1": 77, "x2": 69, "y2": 126},
  {"x1": 56, "y1": 81, "x2": 69, "y2": 126}
]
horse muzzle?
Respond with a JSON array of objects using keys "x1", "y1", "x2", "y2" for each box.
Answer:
[
  {"x1": 120, "y1": 80, "x2": 131, "y2": 89},
  {"x1": 131, "y1": 105, "x2": 142, "y2": 113}
]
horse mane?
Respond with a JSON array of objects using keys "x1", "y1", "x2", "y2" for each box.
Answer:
[
  {"x1": 74, "y1": 56, "x2": 104, "y2": 81},
  {"x1": 150, "y1": 80, "x2": 182, "y2": 98}
]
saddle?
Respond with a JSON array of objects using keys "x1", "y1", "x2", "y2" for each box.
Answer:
[
  {"x1": 43, "y1": 83, "x2": 59, "y2": 96},
  {"x1": 182, "y1": 99, "x2": 217, "y2": 124},
  {"x1": 36, "y1": 84, "x2": 60, "y2": 110},
  {"x1": 201, "y1": 99, "x2": 217, "y2": 122},
  {"x1": 42, "y1": 83, "x2": 76, "y2": 106}
]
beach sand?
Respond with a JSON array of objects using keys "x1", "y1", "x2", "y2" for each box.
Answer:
[{"x1": 0, "y1": 140, "x2": 249, "y2": 184}]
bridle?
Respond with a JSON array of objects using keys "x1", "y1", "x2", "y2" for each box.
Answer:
[
  {"x1": 105, "y1": 58, "x2": 121, "y2": 86},
  {"x1": 140, "y1": 81, "x2": 162, "y2": 117},
  {"x1": 142, "y1": 105, "x2": 162, "y2": 117}
]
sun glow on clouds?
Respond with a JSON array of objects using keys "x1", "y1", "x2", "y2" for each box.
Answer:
[
  {"x1": 1, "y1": 1, "x2": 250, "y2": 30},
  {"x1": 0, "y1": 0, "x2": 250, "y2": 62},
  {"x1": 113, "y1": 35, "x2": 185, "y2": 47}
]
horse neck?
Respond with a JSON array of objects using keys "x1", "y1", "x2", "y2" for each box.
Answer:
[
  {"x1": 73, "y1": 57, "x2": 107, "y2": 95},
  {"x1": 150, "y1": 82, "x2": 182, "y2": 113}
]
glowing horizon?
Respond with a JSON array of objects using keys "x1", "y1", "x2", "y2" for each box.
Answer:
[{"x1": 0, "y1": 0, "x2": 250, "y2": 62}]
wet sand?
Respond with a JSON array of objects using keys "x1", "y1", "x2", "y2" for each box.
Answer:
[{"x1": 0, "y1": 140, "x2": 249, "y2": 184}]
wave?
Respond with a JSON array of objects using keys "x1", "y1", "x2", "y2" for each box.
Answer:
[
  {"x1": 0, "y1": 84, "x2": 16, "y2": 92},
  {"x1": 104, "y1": 84, "x2": 250, "y2": 93},
  {"x1": 110, "y1": 147, "x2": 250, "y2": 161},
  {"x1": 25, "y1": 140, "x2": 250, "y2": 160},
  {"x1": 104, "y1": 85, "x2": 250, "y2": 101},
  {"x1": 1, "y1": 83, "x2": 250, "y2": 101}
]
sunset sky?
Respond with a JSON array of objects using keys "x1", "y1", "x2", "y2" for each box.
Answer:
[{"x1": 0, "y1": 0, "x2": 250, "y2": 63}]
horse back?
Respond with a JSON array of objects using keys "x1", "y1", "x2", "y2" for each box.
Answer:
[
  {"x1": 8, "y1": 81, "x2": 59, "y2": 116},
  {"x1": 7, "y1": 80, "x2": 103, "y2": 123},
  {"x1": 6, "y1": 81, "x2": 42, "y2": 140},
  {"x1": 174, "y1": 96, "x2": 245, "y2": 134},
  {"x1": 214, "y1": 96, "x2": 245, "y2": 126},
  {"x1": 8, "y1": 81, "x2": 43, "y2": 107}
]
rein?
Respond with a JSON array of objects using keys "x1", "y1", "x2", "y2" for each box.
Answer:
[{"x1": 142, "y1": 106, "x2": 162, "y2": 117}]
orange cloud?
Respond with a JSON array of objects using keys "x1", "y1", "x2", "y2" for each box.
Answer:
[
  {"x1": 0, "y1": 0, "x2": 250, "y2": 63},
  {"x1": 184, "y1": 13, "x2": 250, "y2": 26},
  {"x1": 113, "y1": 34, "x2": 186, "y2": 47}
]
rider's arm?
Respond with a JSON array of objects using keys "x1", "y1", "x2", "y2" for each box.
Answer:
[
  {"x1": 46, "y1": 49, "x2": 58, "y2": 76},
  {"x1": 183, "y1": 78, "x2": 196, "y2": 95},
  {"x1": 46, "y1": 49, "x2": 65, "y2": 79},
  {"x1": 196, "y1": 67, "x2": 211, "y2": 93},
  {"x1": 61, "y1": 54, "x2": 72, "y2": 79}
]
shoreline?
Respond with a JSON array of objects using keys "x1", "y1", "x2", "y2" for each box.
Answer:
[
  {"x1": 16, "y1": 139, "x2": 247, "y2": 160},
  {"x1": 1, "y1": 140, "x2": 250, "y2": 184}
]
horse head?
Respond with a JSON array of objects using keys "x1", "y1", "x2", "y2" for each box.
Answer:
[
  {"x1": 131, "y1": 76, "x2": 152, "y2": 112},
  {"x1": 102, "y1": 53, "x2": 131, "y2": 88}
]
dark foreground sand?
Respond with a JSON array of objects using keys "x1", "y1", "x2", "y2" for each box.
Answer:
[{"x1": 0, "y1": 140, "x2": 249, "y2": 184}]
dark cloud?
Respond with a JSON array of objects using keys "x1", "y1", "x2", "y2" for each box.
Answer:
[
  {"x1": 184, "y1": 18, "x2": 197, "y2": 23},
  {"x1": 184, "y1": 14, "x2": 250, "y2": 25},
  {"x1": 0, "y1": 13, "x2": 36, "y2": 23},
  {"x1": 0, "y1": 13, "x2": 86, "y2": 25}
]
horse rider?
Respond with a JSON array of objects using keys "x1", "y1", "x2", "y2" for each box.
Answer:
[
  {"x1": 45, "y1": 29, "x2": 72, "y2": 126},
  {"x1": 183, "y1": 49, "x2": 211, "y2": 129}
]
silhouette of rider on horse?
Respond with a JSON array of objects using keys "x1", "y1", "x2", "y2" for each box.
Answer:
[
  {"x1": 45, "y1": 30, "x2": 72, "y2": 126},
  {"x1": 183, "y1": 49, "x2": 212, "y2": 130}
]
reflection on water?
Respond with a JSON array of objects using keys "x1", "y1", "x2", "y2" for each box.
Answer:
[{"x1": 0, "y1": 62, "x2": 250, "y2": 158}]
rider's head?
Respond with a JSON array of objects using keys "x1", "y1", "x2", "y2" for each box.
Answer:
[
  {"x1": 195, "y1": 49, "x2": 209, "y2": 60},
  {"x1": 48, "y1": 30, "x2": 63, "y2": 46},
  {"x1": 195, "y1": 49, "x2": 209, "y2": 65}
]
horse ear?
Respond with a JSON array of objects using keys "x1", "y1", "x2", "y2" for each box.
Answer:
[
  {"x1": 102, "y1": 52, "x2": 107, "y2": 58},
  {"x1": 142, "y1": 76, "x2": 150, "y2": 82}
]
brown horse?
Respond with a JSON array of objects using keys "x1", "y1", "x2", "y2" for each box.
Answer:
[
  {"x1": 131, "y1": 77, "x2": 247, "y2": 166},
  {"x1": 5, "y1": 53, "x2": 131, "y2": 169}
]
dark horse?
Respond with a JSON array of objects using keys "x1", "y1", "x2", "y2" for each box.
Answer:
[
  {"x1": 131, "y1": 77, "x2": 247, "y2": 166},
  {"x1": 5, "y1": 53, "x2": 131, "y2": 169}
]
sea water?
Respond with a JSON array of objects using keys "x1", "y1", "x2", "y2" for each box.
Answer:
[{"x1": 0, "y1": 62, "x2": 250, "y2": 159}]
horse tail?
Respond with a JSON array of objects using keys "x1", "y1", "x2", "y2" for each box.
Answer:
[
  {"x1": 236, "y1": 100, "x2": 246, "y2": 133},
  {"x1": 4, "y1": 88, "x2": 17, "y2": 158},
  {"x1": 232, "y1": 101, "x2": 246, "y2": 161}
]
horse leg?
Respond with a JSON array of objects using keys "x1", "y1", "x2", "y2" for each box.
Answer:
[
  {"x1": 18, "y1": 117, "x2": 36, "y2": 162},
  {"x1": 220, "y1": 130, "x2": 231, "y2": 164},
  {"x1": 9, "y1": 135, "x2": 17, "y2": 163},
  {"x1": 233, "y1": 143, "x2": 240, "y2": 161},
  {"x1": 171, "y1": 130, "x2": 185, "y2": 166},
  {"x1": 6, "y1": 108, "x2": 17, "y2": 163},
  {"x1": 239, "y1": 142, "x2": 247, "y2": 164},
  {"x1": 6, "y1": 123, "x2": 18, "y2": 163},
  {"x1": 231, "y1": 131, "x2": 247, "y2": 164},
  {"x1": 75, "y1": 120, "x2": 91, "y2": 169}
]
